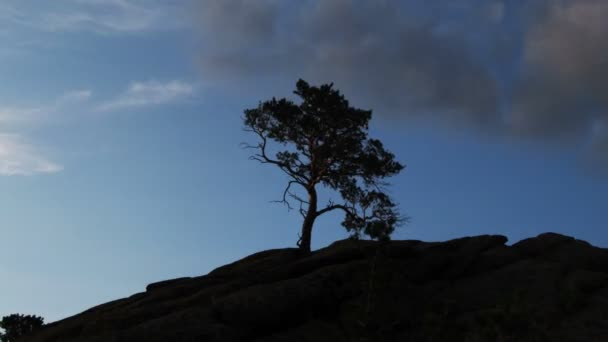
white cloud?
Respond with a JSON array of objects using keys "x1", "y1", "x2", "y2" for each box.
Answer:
[
  {"x1": 97, "y1": 80, "x2": 194, "y2": 111},
  {"x1": 0, "y1": 134, "x2": 62, "y2": 176}
]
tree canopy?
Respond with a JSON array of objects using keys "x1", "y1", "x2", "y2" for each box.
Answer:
[
  {"x1": 0, "y1": 314, "x2": 44, "y2": 342},
  {"x1": 244, "y1": 79, "x2": 404, "y2": 252}
]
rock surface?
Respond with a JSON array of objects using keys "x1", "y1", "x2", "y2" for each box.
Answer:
[{"x1": 22, "y1": 233, "x2": 608, "y2": 341}]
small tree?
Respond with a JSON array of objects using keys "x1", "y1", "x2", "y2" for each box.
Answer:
[
  {"x1": 244, "y1": 79, "x2": 404, "y2": 252},
  {"x1": 0, "y1": 314, "x2": 44, "y2": 342}
]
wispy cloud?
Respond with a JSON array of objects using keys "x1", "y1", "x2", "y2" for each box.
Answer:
[
  {"x1": 0, "y1": 134, "x2": 63, "y2": 176},
  {"x1": 97, "y1": 80, "x2": 194, "y2": 111},
  {"x1": 57, "y1": 90, "x2": 93, "y2": 104},
  {"x1": 0, "y1": 79, "x2": 194, "y2": 176},
  {"x1": 0, "y1": 89, "x2": 92, "y2": 125},
  {"x1": 2, "y1": 80, "x2": 194, "y2": 119},
  {"x1": 2, "y1": 0, "x2": 189, "y2": 35},
  {"x1": 0, "y1": 107, "x2": 44, "y2": 125},
  {"x1": 0, "y1": 89, "x2": 91, "y2": 176},
  {"x1": 41, "y1": 6, "x2": 160, "y2": 33}
]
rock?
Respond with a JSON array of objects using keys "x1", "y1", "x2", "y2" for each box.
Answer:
[
  {"x1": 512, "y1": 232, "x2": 576, "y2": 257},
  {"x1": 21, "y1": 233, "x2": 608, "y2": 342},
  {"x1": 146, "y1": 277, "x2": 192, "y2": 292}
]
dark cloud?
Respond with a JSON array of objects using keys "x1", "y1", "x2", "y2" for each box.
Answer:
[
  {"x1": 588, "y1": 130, "x2": 608, "y2": 173},
  {"x1": 512, "y1": 0, "x2": 608, "y2": 141},
  {"x1": 196, "y1": 0, "x2": 608, "y2": 170},
  {"x1": 509, "y1": 0, "x2": 608, "y2": 172},
  {"x1": 197, "y1": 0, "x2": 500, "y2": 120}
]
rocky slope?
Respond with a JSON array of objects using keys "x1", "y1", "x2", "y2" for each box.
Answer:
[{"x1": 22, "y1": 233, "x2": 608, "y2": 341}]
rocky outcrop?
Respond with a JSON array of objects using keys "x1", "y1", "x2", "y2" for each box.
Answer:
[{"x1": 22, "y1": 233, "x2": 608, "y2": 341}]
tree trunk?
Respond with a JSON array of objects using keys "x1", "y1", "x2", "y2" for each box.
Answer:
[{"x1": 298, "y1": 187, "x2": 318, "y2": 253}]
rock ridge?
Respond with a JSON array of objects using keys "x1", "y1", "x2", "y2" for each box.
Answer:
[{"x1": 22, "y1": 233, "x2": 608, "y2": 342}]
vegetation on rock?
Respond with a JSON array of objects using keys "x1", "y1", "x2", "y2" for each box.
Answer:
[{"x1": 0, "y1": 314, "x2": 44, "y2": 342}]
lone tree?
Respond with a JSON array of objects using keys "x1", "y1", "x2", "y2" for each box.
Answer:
[
  {"x1": 244, "y1": 79, "x2": 404, "y2": 252},
  {"x1": 0, "y1": 314, "x2": 44, "y2": 342}
]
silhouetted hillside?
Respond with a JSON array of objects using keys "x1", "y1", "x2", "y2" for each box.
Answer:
[{"x1": 22, "y1": 233, "x2": 608, "y2": 341}]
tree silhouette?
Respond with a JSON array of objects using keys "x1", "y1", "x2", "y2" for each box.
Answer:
[
  {"x1": 244, "y1": 79, "x2": 404, "y2": 252},
  {"x1": 0, "y1": 314, "x2": 44, "y2": 342}
]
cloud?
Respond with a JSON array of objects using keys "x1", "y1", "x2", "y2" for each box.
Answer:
[
  {"x1": 1, "y1": 0, "x2": 189, "y2": 34},
  {"x1": 57, "y1": 90, "x2": 93, "y2": 104},
  {"x1": 0, "y1": 134, "x2": 62, "y2": 176},
  {"x1": 0, "y1": 89, "x2": 92, "y2": 176},
  {"x1": 97, "y1": 80, "x2": 194, "y2": 111},
  {"x1": 1, "y1": 80, "x2": 194, "y2": 120},
  {"x1": 0, "y1": 78, "x2": 192, "y2": 176},
  {"x1": 511, "y1": 0, "x2": 608, "y2": 141},
  {"x1": 197, "y1": 0, "x2": 502, "y2": 126},
  {"x1": 0, "y1": 107, "x2": 44, "y2": 125},
  {"x1": 194, "y1": 0, "x2": 608, "y2": 170},
  {"x1": 0, "y1": 89, "x2": 92, "y2": 125},
  {"x1": 586, "y1": 119, "x2": 608, "y2": 173}
]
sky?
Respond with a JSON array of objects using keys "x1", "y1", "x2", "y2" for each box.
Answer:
[{"x1": 1, "y1": 0, "x2": 608, "y2": 323}]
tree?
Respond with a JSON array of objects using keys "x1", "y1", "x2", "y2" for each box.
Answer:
[
  {"x1": 0, "y1": 314, "x2": 44, "y2": 342},
  {"x1": 244, "y1": 79, "x2": 405, "y2": 252}
]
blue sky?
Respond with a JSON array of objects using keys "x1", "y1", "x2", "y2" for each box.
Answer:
[{"x1": 1, "y1": 0, "x2": 608, "y2": 323}]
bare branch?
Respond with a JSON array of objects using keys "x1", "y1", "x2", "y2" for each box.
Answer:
[
  {"x1": 271, "y1": 180, "x2": 306, "y2": 210},
  {"x1": 299, "y1": 200, "x2": 307, "y2": 219},
  {"x1": 240, "y1": 141, "x2": 261, "y2": 150},
  {"x1": 287, "y1": 190, "x2": 308, "y2": 205},
  {"x1": 316, "y1": 203, "x2": 353, "y2": 217},
  {"x1": 247, "y1": 128, "x2": 310, "y2": 184}
]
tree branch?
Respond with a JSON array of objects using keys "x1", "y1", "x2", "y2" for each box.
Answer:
[
  {"x1": 316, "y1": 203, "x2": 353, "y2": 217},
  {"x1": 272, "y1": 180, "x2": 306, "y2": 210},
  {"x1": 248, "y1": 127, "x2": 310, "y2": 184}
]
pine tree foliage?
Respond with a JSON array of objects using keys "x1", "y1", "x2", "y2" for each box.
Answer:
[{"x1": 244, "y1": 79, "x2": 405, "y2": 252}]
